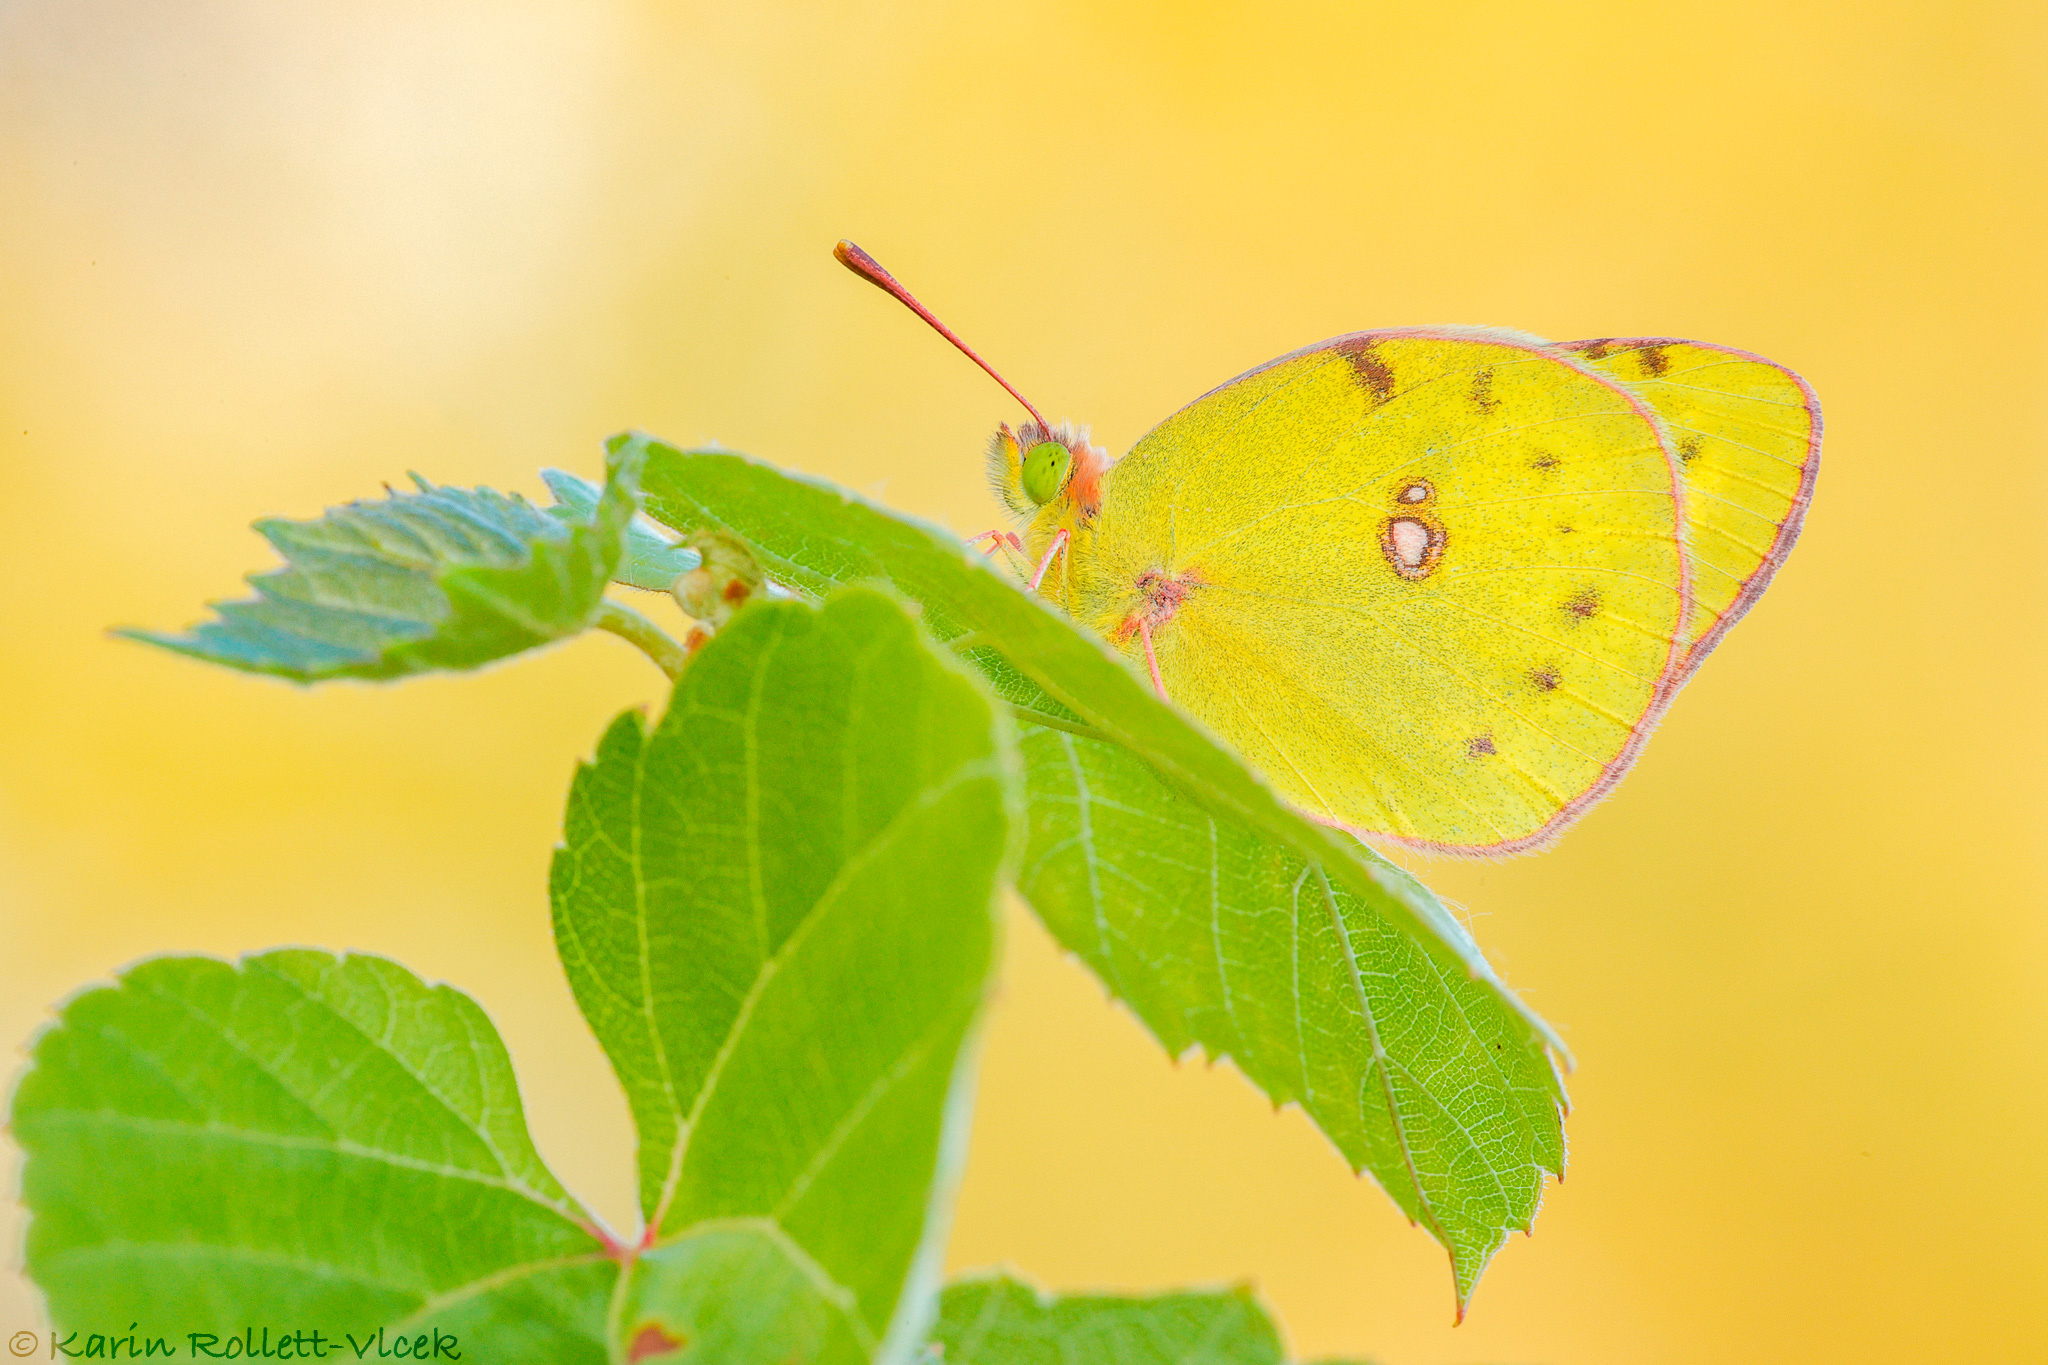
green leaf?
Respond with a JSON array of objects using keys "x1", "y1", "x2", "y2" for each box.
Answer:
[
  {"x1": 929, "y1": 1275, "x2": 1368, "y2": 1365},
  {"x1": 552, "y1": 586, "x2": 1018, "y2": 1363},
  {"x1": 13, "y1": 951, "x2": 614, "y2": 1359},
  {"x1": 1020, "y1": 732, "x2": 1564, "y2": 1306},
  {"x1": 620, "y1": 435, "x2": 1566, "y2": 1306},
  {"x1": 22, "y1": 586, "x2": 1020, "y2": 1364},
  {"x1": 543, "y1": 466, "x2": 701, "y2": 592},
  {"x1": 119, "y1": 448, "x2": 641, "y2": 680}
]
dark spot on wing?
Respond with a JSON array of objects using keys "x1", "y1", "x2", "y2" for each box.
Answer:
[
  {"x1": 1558, "y1": 524, "x2": 1575, "y2": 534},
  {"x1": 1339, "y1": 338, "x2": 1397, "y2": 404},
  {"x1": 1529, "y1": 665, "x2": 1560, "y2": 691},
  {"x1": 1579, "y1": 338, "x2": 1616, "y2": 361},
  {"x1": 1530, "y1": 451, "x2": 1560, "y2": 471},
  {"x1": 1466, "y1": 733, "x2": 1497, "y2": 758},
  {"x1": 1678, "y1": 433, "x2": 1704, "y2": 463},
  {"x1": 1470, "y1": 366, "x2": 1499, "y2": 414},
  {"x1": 1564, "y1": 587, "x2": 1600, "y2": 621},
  {"x1": 1638, "y1": 345, "x2": 1671, "y2": 377}
]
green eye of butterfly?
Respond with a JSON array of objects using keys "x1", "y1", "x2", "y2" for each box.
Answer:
[{"x1": 1020, "y1": 440, "x2": 1073, "y2": 505}]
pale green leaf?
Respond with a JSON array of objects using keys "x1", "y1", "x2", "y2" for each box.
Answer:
[
  {"x1": 542, "y1": 465, "x2": 701, "y2": 592},
  {"x1": 621, "y1": 435, "x2": 1565, "y2": 1305},
  {"x1": 552, "y1": 586, "x2": 1018, "y2": 1363},
  {"x1": 119, "y1": 448, "x2": 641, "y2": 680},
  {"x1": 13, "y1": 951, "x2": 614, "y2": 1359}
]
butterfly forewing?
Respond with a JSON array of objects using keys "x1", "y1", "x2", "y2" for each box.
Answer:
[
  {"x1": 1564, "y1": 339, "x2": 1819, "y2": 677},
  {"x1": 1068, "y1": 330, "x2": 1691, "y2": 854}
]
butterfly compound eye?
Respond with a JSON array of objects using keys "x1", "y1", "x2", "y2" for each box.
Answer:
[{"x1": 1021, "y1": 440, "x2": 1073, "y2": 505}]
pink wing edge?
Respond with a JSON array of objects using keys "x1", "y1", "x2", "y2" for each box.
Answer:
[{"x1": 1190, "y1": 327, "x2": 1700, "y2": 859}]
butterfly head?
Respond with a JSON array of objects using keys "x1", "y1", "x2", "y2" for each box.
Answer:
[
  {"x1": 830, "y1": 240, "x2": 1108, "y2": 525},
  {"x1": 988, "y1": 420, "x2": 1108, "y2": 522}
]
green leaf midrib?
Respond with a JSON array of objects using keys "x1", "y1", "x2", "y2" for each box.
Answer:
[
  {"x1": 633, "y1": 1002, "x2": 974, "y2": 1278},
  {"x1": 383, "y1": 1252, "x2": 619, "y2": 1337},
  {"x1": 1310, "y1": 863, "x2": 1448, "y2": 1248},
  {"x1": 765, "y1": 1007, "x2": 965, "y2": 1226},
  {"x1": 449, "y1": 572, "x2": 569, "y2": 637},
  {"x1": 29, "y1": 1109, "x2": 576, "y2": 1211},
  {"x1": 36, "y1": 1225, "x2": 619, "y2": 1327},
  {"x1": 154, "y1": 963, "x2": 579, "y2": 1218},
  {"x1": 650, "y1": 753, "x2": 1007, "y2": 1233},
  {"x1": 40, "y1": 1240, "x2": 420, "y2": 1294}
]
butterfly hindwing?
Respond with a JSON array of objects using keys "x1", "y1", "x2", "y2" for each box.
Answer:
[{"x1": 1563, "y1": 339, "x2": 1820, "y2": 677}]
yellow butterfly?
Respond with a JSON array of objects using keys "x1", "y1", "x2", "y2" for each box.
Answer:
[{"x1": 837, "y1": 243, "x2": 1819, "y2": 855}]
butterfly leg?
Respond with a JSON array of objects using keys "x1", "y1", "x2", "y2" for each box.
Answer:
[
  {"x1": 1135, "y1": 617, "x2": 1170, "y2": 702},
  {"x1": 1027, "y1": 528, "x2": 1069, "y2": 593},
  {"x1": 966, "y1": 528, "x2": 1024, "y2": 556},
  {"x1": 966, "y1": 528, "x2": 1029, "y2": 574}
]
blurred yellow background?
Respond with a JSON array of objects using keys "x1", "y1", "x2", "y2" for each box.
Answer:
[{"x1": 3, "y1": 1, "x2": 2044, "y2": 1360}]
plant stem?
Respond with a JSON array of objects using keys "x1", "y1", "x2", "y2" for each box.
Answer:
[{"x1": 595, "y1": 599, "x2": 689, "y2": 681}]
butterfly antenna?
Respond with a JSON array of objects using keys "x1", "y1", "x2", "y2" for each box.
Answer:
[{"x1": 834, "y1": 240, "x2": 1050, "y2": 432}]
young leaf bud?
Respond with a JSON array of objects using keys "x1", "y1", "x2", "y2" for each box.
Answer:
[{"x1": 671, "y1": 530, "x2": 765, "y2": 650}]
